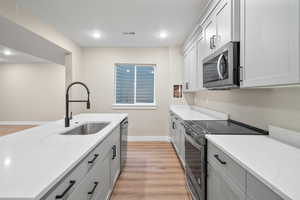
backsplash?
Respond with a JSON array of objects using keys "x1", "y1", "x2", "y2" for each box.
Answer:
[{"x1": 192, "y1": 87, "x2": 300, "y2": 132}]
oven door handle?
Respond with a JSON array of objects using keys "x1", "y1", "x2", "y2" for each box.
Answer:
[
  {"x1": 185, "y1": 134, "x2": 203, "y2": 150},
  {"x1": 217, "y1": 54, "x2": 225, "y2": 80}
]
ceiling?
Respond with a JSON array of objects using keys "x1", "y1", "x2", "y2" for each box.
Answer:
[
  {"x1": 0, "y1": 45, "x2": 50, "y2": 64},
  {"x1": 17, "y1": 0, "x2": 209, "y2": 47}
]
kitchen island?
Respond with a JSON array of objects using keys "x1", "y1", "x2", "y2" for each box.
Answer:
[{"x1": 0, "y1": 113, "x2": 127, "y2": 200}]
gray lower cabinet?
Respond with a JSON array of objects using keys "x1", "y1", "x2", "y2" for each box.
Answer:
[
  {"x1": 110, "y1": 127, "x2": 121, "y2": 188},
  {"x1": 42, "y1": 126, "x2": 121, "y2": 200},
  {"x1": 246, "y1": 173, "x2": 283, "y2": 200},
  {"x1": 207, "y1": 141, "x2": 283, "y2": 200},
  {"x1": 68, "y1": 155, "x2": 110, "y2": 200},
  {"x1": 207, "y1": 163, "x2": 245, "y2": 200},
  {"x1": 169, "y1": 111, "x2": 185, "y2": 166}
]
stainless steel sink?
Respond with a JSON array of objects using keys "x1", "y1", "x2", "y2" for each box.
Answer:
[{"x1": 62, "y1": 122, "x2": 110, "y2": 135}]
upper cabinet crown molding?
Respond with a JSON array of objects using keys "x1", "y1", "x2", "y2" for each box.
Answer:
[{"x1": 0, "y1": 15, "x2": 70, "y2": 65}]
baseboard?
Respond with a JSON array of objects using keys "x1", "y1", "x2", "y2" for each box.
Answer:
[
  {"x1": 128, "y1": 136, "x2": 170, "y2": 142},
  {"x1": 0, "y1": 121, "x2": 50, "y2": 125}
]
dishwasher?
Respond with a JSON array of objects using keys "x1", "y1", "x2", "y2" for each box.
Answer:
[{"x1": 120, "y1": 118, "x2": 128, "y2": 171}]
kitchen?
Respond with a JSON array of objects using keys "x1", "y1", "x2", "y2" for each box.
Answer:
[{"x1": 0, "y1": 0, "x2": 299, "y2": 200}]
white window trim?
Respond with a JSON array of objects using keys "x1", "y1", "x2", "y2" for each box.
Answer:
[{"x1": 113, "y1": 63, "x2": 157, "y2": 109}]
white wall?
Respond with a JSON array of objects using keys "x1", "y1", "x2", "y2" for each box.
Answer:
[
  {"x1": 80, "y1": 47, "x2": 187, "y2": 136},
  {"x1": 194, "y1": 87, "x2": 300, "y2": 132},
  {"x1": 0, "y1": 0, "x2": 83, "y2": 120},
  {"x1": 0, "y1": 64, "x2": 65, "y2": 121}
]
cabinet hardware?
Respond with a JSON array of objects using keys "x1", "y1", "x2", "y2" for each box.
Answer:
[
  {"x1": 214, "y1": 154, "x2": 227, "y2": 165},
  {"x1": 87, "y1": 181, "x2": 99, "y2": 199},
  {"x1": 212, "y1": 35, "x2": 217, "y2": 48},
  {"x1": 112, "y1": 145, "x2": 117, "y2": 160},
  {"x1": 185, "y1": 82, "x2": 189, "y2": 90},
  {"x1": 210, "y1": 35, "x2": 217, "y2": 49},
  {"x1": 55, "y1": 180, "x2": 76, "y2": 199},
  {"x1": 210, "y1": 36, "x2": 213, "y2": 49},
  {"x1": 239, "y1": 66, "x2": 243, "y2": 82},
  {"x1": 172, "y1": 122, "x2": 176, "y2": 129},
  {"x1": 88, "y1": 154, "x2": 99, "y2": 164}
]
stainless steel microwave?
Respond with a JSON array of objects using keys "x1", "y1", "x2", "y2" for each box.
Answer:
[{"x1": 202, "y1": 42, "x2": 240, "y2": 89}]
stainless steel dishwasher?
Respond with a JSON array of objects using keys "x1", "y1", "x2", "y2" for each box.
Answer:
[{"x1": 120, "y1": 118, "x2": 128, "y2": 171}]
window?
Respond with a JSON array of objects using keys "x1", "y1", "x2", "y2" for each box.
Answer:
[{"x1": 114, "y1": 63, "x2": 155, "y2": 108}]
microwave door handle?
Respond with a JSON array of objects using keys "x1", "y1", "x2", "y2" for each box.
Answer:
[{"x1": 217, "y1": 54, "x2": 225, "y2": 80}]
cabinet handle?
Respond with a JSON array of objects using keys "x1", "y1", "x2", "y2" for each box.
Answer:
[
  {"x1": 112, "y1": 145, "x2": 116, "y2": 160},
  {"x1": 239, "y1": 66, "x2": 243, "y2": 82},
  {"x1": 172, "y1": 122, "x2": 176, "y2": 129},
  {"x1": 88, "y1": 154, "x2": 99, "y2": 164},
  {"x1": 210, "y1": 35, "x2": 217, "y2": 49},
  {"x1": 87, "y1": 181, "x2": 99, "y2": 198},
  {"x1": 210, "y1": 36, "x2": 214, "y2": 49},
  {"x1": 55, "y1": 180, "x2": 76, "y2": 199},
  {"x1": 185, "y1": 82, "x2": 189, "y2": 90},
  {"x1": 214, "y1": 154, "x2": 226, "y2": 165}
]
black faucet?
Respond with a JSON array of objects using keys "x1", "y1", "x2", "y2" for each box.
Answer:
[{"x1": 65, "y1": 82, "x2": 90, "y2": 127}]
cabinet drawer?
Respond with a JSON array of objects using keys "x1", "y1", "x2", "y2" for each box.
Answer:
[
  {"x1": 68, "y1": 155, "x2": 110, "y2": 200},
  {"x1": 42, "y1": 160, "x2": 87, "y2": 200},
  {"x1": 207, "y1": 163, "x2": 245, "y2": 200},
  {"x1": 246, "y1": 173, "x2": 283, "y2": 200},
  {"x1": 207, "y1": 142, "x2": 246, "y2": 192},
  {"x1": 84, "y1": 137, "x2": 110, "y2": 173}
]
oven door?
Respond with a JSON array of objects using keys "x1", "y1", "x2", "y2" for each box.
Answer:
[
  {"x1": 185, "y1": 133, "x2": 206, "y2": 200},
  {"x1": 203, "y1": 42, "x2": 239, "y2": 89}
]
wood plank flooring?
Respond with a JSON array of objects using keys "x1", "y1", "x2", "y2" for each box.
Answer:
[
  {"x1": 0, "y1": 125, "x2": 36, "y2": 136},
  {"x1": 111, "y1": 142, "x2": 191, "y2": 200}
]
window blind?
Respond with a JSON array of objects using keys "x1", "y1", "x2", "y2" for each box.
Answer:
[
  {"x1": 115, "y1": 64, "x2": 155, "y2": 105},
  {"x1": 136, "y1": 66, "x2": 154, "y2": 103},
  {"x1": 115, "y1": 64, "x2": 135, "y2": 104}
]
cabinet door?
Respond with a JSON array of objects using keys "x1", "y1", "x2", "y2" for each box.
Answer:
[
  {"x1": 183, "y1": 53, "x2": 190, "y2": 91},
  {"x1": 67, "y1": 155, "x2": 110, "y2": 200},
  {"x1": 241, "y1": 0, "x2": 300, "y2": 87},
  {"x1": 203, "y1": 16, "x2": 216, "y2": 57},
  {"x1": 189, "y1": 43, "x2": 198, "y2": 91},
  {"x1": 197, "y1": 35, "x2": 205, "y2": 90},
  {"x1": 169, "y1": 115, "x2": 175, "y2": 142},
  {"x1": 246, "y1": 173, "x2": 283, "y2": 200},
  {"x1": 110, "y1": 137, "x2": 120, "y2": 187},
  {"x1": 215, "y1": 0, "x2": 232, "y2": 48},
  {"x1": 110, "y1": 129, "x2": 120, "y2": 188},
  {"x1": 207, "y1": 163, "x2": 245, "y2": 200},
  {"x1": 179, "y1": 123, "x2": 185, "y2": 165}
]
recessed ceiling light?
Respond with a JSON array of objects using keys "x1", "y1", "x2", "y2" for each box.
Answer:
[
  {"x1": 3, "y1": 49, "x2": 12, "y2": 56},
  {"x1": 92, "y1": 31, "x2": 101, "y2": 39},
  {"x1": 159, "y1": 31, "x2": 168, "y2": 39},
  {"x1": 123, "y1": 32, "x2": 136, "y2": 36}
]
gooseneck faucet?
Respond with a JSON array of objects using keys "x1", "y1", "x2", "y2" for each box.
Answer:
[{"x1": 65, "y1": 82, "x2": 90, "y2": 127}]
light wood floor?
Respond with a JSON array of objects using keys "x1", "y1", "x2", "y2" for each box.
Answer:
[
  {"x1": 111, "y1": 142, "x2": 191, "y2": 200},
  {"x1": 0, "y1": 125, "x2": 36, "y2": 137}
]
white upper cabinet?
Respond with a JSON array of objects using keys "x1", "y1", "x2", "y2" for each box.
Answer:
[
  {"x1": 203, "y1": 16, "x2": 216, "y2": 58},
  {"x1": 215, "y1": 0, "x2": 233, "y2": 48},
  {"x1": 197, "y1": 34, "x2": 206, "y2": 90},
  {"x1": 240, "y1": 0, "x2": 300, "y2": 87},
  {"x1": 183, "y1": 42, "x2": 198, "y2": 92},
  {"x1": 202, "y1": 0, "x2": 240, "y2": 59},
  {"x1": 183, "y1": 0, "x2": 239, "y2": 91}
]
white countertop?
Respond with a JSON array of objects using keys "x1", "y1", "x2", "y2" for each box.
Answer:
[
  {"x1": 0, "y1": 113, "x2": 127, "y2": 200},
  {"x1": 206, "y1": 134, "x2": 300, "y2": 200},
  {"x1": 170, "y1": 105, "x2": 228, "y2": 120}
]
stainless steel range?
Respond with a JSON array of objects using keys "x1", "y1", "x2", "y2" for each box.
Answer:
[{"x1": 183, "y1": 120, "x2": 268, "y2": 200}]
